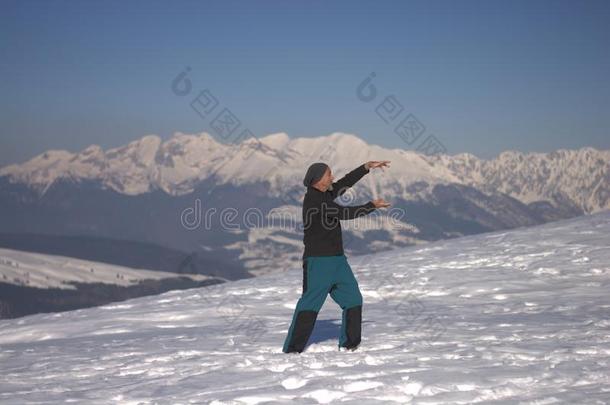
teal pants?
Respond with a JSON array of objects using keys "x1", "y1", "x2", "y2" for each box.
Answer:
[{"x1": 282, "y1": 254, "x2": 363, "y2": 353}]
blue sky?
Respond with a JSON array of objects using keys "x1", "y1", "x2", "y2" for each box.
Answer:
[{"x1": 1, "y1": 0, "x2": 609, "y2": 166}]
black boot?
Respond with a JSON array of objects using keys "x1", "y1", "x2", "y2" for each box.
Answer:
[
  {"x1": 283, "y1": 310, "x2": 318, "y2": 353},
  {"x1": 340, "y1": 305, "x2": 362, "y2": 350}
]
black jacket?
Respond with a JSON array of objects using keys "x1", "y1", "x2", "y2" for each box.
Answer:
[{"x1": 302, "y1": 164, "x2": 377, "y2": 258}]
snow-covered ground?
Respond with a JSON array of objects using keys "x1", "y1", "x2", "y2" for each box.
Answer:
[{"x1": 1, "y1": 210, "x2": 609, "y2": 404}]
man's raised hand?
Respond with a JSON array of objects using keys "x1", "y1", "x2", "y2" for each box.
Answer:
[
  {"x1": 365, "y1": 161, "x2": 391, "y2": 171},
  {"x1": 371, "y1": 198, "x2": 391, "y2": 209}
]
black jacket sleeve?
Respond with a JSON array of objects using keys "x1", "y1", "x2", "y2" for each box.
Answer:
[
  {"x1": 329, "y1": 164, "x2": 370, "y2": 200},
  {"x1": 321, "y1": 198, "x2": 377, "y2": 221}
]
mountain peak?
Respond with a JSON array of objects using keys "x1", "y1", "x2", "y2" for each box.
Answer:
[
  {"x1": 260, "y1": 132, "x2": 290, "y2": 149},
  {"x1": 134, "y1": 134, "x2": 162, "y2": 147},
  {"x1": 327, "y1": 132, "x2": 366, "y2": 144},
  {"x1": 497, "y1": 149, "x2": 525, "y2": 159},
  {"x1": 79, "y1": 144, "x2": 103, "y2": 155}
]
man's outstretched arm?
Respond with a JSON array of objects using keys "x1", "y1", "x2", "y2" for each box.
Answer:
[
  {"x1": 329, "y1": 164, "x2": 370, "y2": 199},
  {"x1": 321, "y1": 199, "x2": 377, "y2": 221}
]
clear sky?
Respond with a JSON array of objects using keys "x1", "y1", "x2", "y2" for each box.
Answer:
[{"x1": 1, "y1": 0, "x2": 609, "y2": 166}]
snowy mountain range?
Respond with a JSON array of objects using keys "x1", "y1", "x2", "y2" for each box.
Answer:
[
  {"x1": 1, "y1": 131, "x2": 608, "y2": 214},
  {"x1": 0, "y1": 132, "x2": 607, "y2": 277},
  {"x1": 1, "y1": 209, "x2": 609, "y2": 403}
]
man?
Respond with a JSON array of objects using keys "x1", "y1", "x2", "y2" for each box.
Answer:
[{"x1": 282, "y1": 160, "x2": 391, "y2": 353}]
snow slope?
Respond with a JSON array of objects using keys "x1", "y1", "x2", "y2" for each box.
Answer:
[
  {"x1": 0, "y1": 210, "x2": 609, "y2": 403},
  {"x1": 0, "y1": 247, "x2": 219, "y2": 290}
]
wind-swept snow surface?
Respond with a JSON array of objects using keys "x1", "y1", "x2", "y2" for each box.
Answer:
[{"x1": 1, "y1": 211, "x2": 610, "y2": 403}]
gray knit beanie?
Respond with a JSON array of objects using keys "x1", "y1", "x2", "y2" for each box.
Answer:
[{"x1": 303, "y1": 162, "x2": 329, "y2": 187}]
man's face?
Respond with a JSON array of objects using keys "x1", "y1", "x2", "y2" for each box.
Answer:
[{"x1": 313, "y1": 167, "x2": 334, "y2": 192}]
